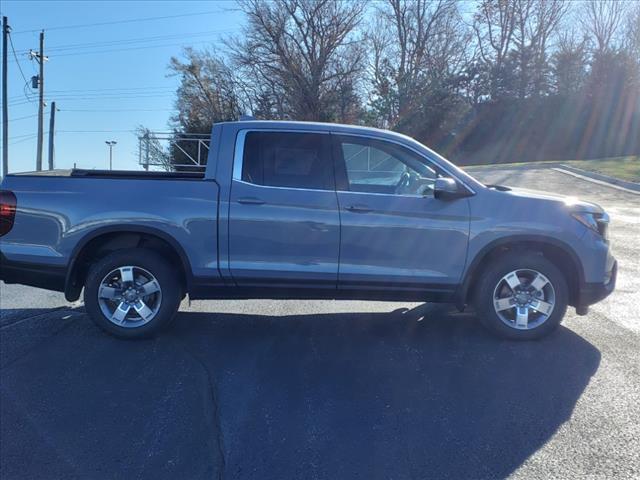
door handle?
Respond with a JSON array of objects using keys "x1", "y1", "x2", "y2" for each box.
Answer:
[
  {"x1": 237, "y1": 197, "x2": 265, "y2": 205},
  {"x1": 345, "y1": 204, "x2": 372, "y2": 213}
]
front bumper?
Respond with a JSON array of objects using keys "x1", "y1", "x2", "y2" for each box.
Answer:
[{"x1": 577, "y1": 259, "x2": 617, "y2": 309}]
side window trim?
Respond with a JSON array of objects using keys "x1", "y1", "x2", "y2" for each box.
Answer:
[{"x1": 232, "y1": 129, "x2": 335, "y2": 192}]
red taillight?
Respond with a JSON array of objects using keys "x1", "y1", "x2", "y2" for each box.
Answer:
[{"x1": 0, "y1": 190, "x2": 17, "y2": 236}]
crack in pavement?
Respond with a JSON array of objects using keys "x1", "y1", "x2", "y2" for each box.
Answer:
[{"x1": 175, "y1": 339, "x2": 227, "y2": 480}]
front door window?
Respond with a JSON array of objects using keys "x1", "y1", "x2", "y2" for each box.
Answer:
[{"x1": 338, "y1": 137, "x2": 439, "y2": 197}]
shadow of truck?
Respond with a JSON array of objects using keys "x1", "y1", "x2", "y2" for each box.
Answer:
[
  {"x1": 172, "y1": 305, "x2": 599, "y2": 480},
  {"x1": 0, "y1": 305, "x2": 600, "y2": 480}
]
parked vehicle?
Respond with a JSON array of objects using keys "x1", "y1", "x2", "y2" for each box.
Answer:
[{"x1": 0, "y1": 121, "x2": 617, "y2": 339}]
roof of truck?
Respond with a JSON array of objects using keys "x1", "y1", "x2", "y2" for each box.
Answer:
[{"x1": 218, "y1": 120, "x2": 417, "y2": 142}]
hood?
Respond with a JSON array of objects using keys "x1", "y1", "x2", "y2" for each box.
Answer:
[{"x1": 493, "y1": 185, "x2": 604, "y2": 214}]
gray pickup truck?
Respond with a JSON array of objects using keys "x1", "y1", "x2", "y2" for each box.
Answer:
[{"x1": 0, "y1": 121, "x2": 616, "y2": 339}]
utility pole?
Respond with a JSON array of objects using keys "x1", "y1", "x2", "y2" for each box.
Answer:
[
  {"x1": 35, "y1": 30, "x2": 45, "y2": 171},
  {"x1": 105, "y1": 140, "x2": 117, "y2": 170},
  {"x1": 48, "y1": 101, "x2": 56, "y2": 169},
  {"x1": 2, "y1": 17, "x2": 9, "y2": 178}
]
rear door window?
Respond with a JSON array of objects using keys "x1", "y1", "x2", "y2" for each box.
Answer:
[{"x1": 241, "y1": 132, "x2": 333, "y2": 190}]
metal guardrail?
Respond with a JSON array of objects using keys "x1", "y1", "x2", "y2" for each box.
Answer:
[{"x1": 138, "y1": 131, "x2": 210, "y2": 170}]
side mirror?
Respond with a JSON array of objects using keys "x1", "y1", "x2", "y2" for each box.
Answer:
[{"x1": 434, "y1": 177, "x2": 463, "y2": 200}]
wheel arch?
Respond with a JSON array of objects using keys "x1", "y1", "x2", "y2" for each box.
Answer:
[
  {"x1": 456, "y1": 235, "x2": 584, "y2": 309},
  {"x1": 64, "y1": 226, "x2": 193, "y2": 301}
]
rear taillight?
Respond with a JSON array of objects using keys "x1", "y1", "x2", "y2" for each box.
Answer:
[{"x1": 0, "y1": 190, "x2": 17, "y2": 236}]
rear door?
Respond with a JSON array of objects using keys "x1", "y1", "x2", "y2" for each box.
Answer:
[
  {"x1": 228, "y1": 130, "x2": 340, "y2": 288},
  {"x1": 333, "y1": 134, "x2": 470, "y2": 294}
]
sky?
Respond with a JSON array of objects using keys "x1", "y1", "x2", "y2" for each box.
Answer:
[{"x1": 1, "y1": 0, "x2": 244, "y2": 173}]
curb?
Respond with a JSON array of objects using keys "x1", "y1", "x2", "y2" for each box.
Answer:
[
  {"x1": 465, "y1": 162, "x2": 562, "y2": 171},
  {"x1": 553, "y1": 165, "x2": 640, "y2": 195}
]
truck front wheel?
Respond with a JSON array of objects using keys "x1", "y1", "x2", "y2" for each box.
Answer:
[
  {"x1": 84, "y1": 249, "x2": 181, "y2": 339},
  {"x1": 474, "y1": 252, "x2": 569, "y2": 340}
]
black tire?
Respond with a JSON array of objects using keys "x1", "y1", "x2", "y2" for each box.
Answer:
[
  {"x1": 473, "y1": 252, "x2": 568, "y2": 340},
  {"x1": 84, "y1": 248, "x2": 181, "y2": 339}
]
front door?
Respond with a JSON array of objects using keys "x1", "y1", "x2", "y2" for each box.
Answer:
[
  {"x1": 228, "y1": 130, "x2": 340, "y2": 289},
  {"x1": 333, "y1": 134, "x2": 470, "y2": 294}
]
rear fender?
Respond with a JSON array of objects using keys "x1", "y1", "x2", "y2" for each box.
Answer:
[{"x1": 64, "y1": 226, "x2": 193, "y2": 301}]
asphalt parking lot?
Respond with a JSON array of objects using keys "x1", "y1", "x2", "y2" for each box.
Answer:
[{"x1": 1, "y1": 165, "x2": 639, "y2": 479}]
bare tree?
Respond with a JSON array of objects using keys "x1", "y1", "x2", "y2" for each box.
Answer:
[
  {"x1": 157, "y1": 0, "x2": 640, "y2": 166},
  {"x1": 473, "y1": 0, "x2": 567, "y2": 99},
  {"x1": 370, "y1": 0, "x2": 471, "y2": 130},
  {"x1": 512, "y1": 0, "x2": 534, "y2": 98},
  {"x1": 532, "y1": 0, "x2": 568, "y2": 96},
  {"x1": 368, "y1": 16, "x2": 396, "y2": 127},
  {"x1": 169, "y1": 48, "x2": 243, "y2": 132},
  {"x1": 622, "y1": 2, "x2": 640, "y2": 62},
  {"x1": 579, "y1": 0, "x2": 627, "y2": 53},
  {"x1": 512, "y1": 0, "x2": 568, "y2": 98},
  {"x1": 228, "y1": 0, "x2": 366, "y2": 122},
  {"x1": 165, "y1": 48, "x2": 243, "y2": 169},
  {"x1": 473, "y1": 0, "x2": 518, "y2": 99}
]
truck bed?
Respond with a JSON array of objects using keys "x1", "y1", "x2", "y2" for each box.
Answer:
[
  {"x1": 11, "y1": 169, "x2": 205, "y2": 179},
  {"x1": 0, "y1": 171, "x2": 220, "y2": 295}
]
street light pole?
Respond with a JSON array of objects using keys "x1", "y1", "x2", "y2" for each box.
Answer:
[{"x1": 105, "y1": 140, "x2": 117, "y2": 170}]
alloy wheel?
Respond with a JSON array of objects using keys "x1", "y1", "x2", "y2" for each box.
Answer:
[
  {"x1": 492, "y1": 269, "x2": 556, "y2": 330},
  {"x1": 97, "y1": 266, "x2": 163, "y2": 328}
]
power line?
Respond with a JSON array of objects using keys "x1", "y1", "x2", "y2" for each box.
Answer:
[
  {"x1": 9, "y1": 128, "x2": 165, "y2": 138},
  {"x1": 13, "y1": 29, "x2": 233, "y2": 55},
  {"x1": 41, "y1": 92, "x2": 173, "y2": 99},
  {"x1": 56, "y1": 129, "x2": 143, "y2": 133},
  {"x1": 46, "y1": 86, "x2": 175, "y2": 93},
  {"x1": 11, "y1": 11, "x2": 227, "y2": 34},
  {"x1": 10, "y1": 131, "x2": 41, "y2": 140},
  {"x1": 7, "y1": 33, "x2": 29, "y2": 84},
  {"x1": 8, "y1": 32, "x2": 37, "y2": 104},
  {"x1": 43, "y1": 39, "x2": 226, "y2": 58},
  {"x1": 8, "y1": 129, "x2": 165, "y2": 144},
  {"x1": 9, "y1": 134, "x2": 38, "y2": 146},
  {"x1": 8, "y1": 93, "x2": 175, "y2": 107},
  {"x1": 8, "y1": 86, "x2": 176, "y2": 102},
  {"x1": 8, "y1": 88, "x2": 176, "y2": 103},
  {"x1": 61, "y1": 108, "x2": 176, "y2": 112},
  {"x1": 0, "y1": 113, "x2": 39, "y2": 124},
  {"x1": 22, "y1": 82, "x2": 37, "y2": 103}
]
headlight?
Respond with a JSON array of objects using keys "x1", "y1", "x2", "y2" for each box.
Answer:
[{"x1": 571, "y1": 212, "x2": 609, "y2": 240}]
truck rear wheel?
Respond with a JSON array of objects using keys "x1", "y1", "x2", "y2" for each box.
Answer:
[
  {"x1": 84, "y1": 249, "x2": 181, "y2": 339},
  {"x1": 474, "y1": 252, "x2": 568, "y2": 340}
]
